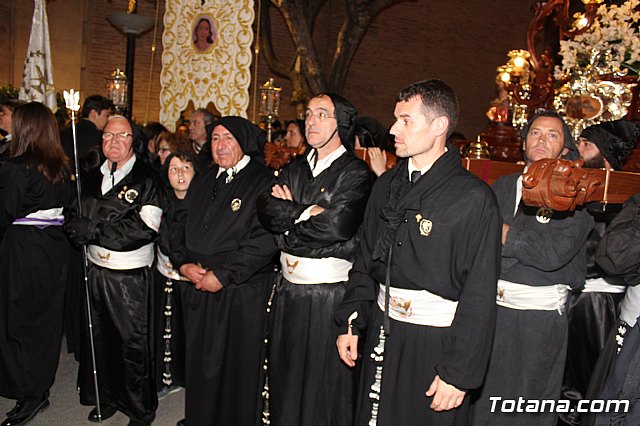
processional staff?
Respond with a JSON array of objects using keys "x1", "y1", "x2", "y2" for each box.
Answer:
[{"x1": 63, "y1": 89, "x2": 103, "y2": 423}]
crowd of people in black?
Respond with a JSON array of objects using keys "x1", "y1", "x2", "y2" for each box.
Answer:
[{"x1": 0, "y1": 79, "x2": 639, "y2": 426}]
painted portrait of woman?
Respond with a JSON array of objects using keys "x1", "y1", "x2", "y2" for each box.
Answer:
[{"x1": 193, "y1": 16, "x2": 216, "y2": 53}]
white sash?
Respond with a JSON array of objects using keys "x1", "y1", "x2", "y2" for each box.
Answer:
[
  {"x1": 582, "y1": 277, "x2": 626, "y2": 294},
  {"x1": 280, "y1": 252, "x2": 352, "y2": 284},
  {"x1": 377, "y1": 284, "x2": 458, "y2": 327},
  {"x1": 156, "y1": 248, "x2": 188, "y2": 281},
  {"x1": 88, "y1": 243, "x2": 154, "y2": 270},
  {"x1": 497, "y1": 279, "x2": 569, "y2": 314}
]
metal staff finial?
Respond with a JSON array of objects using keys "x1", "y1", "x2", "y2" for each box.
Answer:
[{"x1": 63, "y1": 89, "x2": 103, "y2": 423}]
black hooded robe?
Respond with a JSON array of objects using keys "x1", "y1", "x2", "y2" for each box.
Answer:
[
  {"x1": 257, "y1": 146, "x2": 373, "y2": 426},
  {"x1": 74, "y1": 158, "x2": 163, "y2": 424},
  {"x1": 169, "y1": 159, "x2": 278, "y2": 426}
]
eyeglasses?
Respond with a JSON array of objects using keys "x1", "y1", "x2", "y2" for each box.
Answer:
[
  {"x1": 102, "y1": 132, "x2": 132, "y2": 142},
  {"x1": 304, "y1": 110, "x2": 336, "y2": 122}
]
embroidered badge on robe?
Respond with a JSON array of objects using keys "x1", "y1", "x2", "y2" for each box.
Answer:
[
  {"x1": 536, "y1": 207, "x2": 553, "y2": 224},
  {"x1": 419, "y1": 219, "x2": 432, "y2": 237},
  {"x1": 231, "y1": 198, "x2": 241, "y2": 212},
  {"x1": 124, "y1": 188, "x2": 139, "y2": 203}
]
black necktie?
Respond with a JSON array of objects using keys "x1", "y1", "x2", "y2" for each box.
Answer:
[{"x1": 410, "y1": 170, "x2": 422, "y2": 185}]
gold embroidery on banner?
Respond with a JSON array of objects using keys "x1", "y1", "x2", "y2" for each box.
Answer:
[{"x1": 159, "y1": 0, "x2": 254, "y2": 130}]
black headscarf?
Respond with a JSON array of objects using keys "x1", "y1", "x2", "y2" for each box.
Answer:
[
  {"x1": 210, "y1": 116, "x2": 266, "y2": 160},
  {"x1": 580, "y1": 120, "x2": 640, "y2": 171},
  {"x1": 520, "y1": 110, "x2": 580, "y2": 161},
  {"x1": 320, "y1": 92, "x2": 358, "y2": 152}
]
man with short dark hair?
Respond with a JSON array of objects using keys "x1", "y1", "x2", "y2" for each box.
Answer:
[
  {"x1": 65, "y1": 115, "x2": 163, "y2": 426},
  {"x1": 60, "y1": 95, "x2": 114, "y2": 171},
  {"x1": 472, "y1": 111, "x2": 594, "y2": 426},
  {"x1": 336, "y1": 79, "x2": 502, "y2": 425}
]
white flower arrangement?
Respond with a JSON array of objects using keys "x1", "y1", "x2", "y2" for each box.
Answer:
[{"x1": 555, "y1": 0, "x2": 640, "y2": 79}]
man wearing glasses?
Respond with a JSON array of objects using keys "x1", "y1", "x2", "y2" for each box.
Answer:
[
  {"x1": 257, "y1": 93, "x2": 373, "y2": 426},
  {"x1": 65, "y1": 115, "x2": 164, "y2": 426}
]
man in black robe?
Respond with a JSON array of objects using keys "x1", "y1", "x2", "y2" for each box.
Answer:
[
  {"x1": 65, "y1": 115, "x2": 163, "y2": 426},
  {"x1": 560, "y1": 120, "x2": 638, "y2": 425},
  {"x1": 590, "y1": 191, "x2": 640, "y2": 426},
  {"x1": 257, "y1": 93, "x2": 372, "y2": 426},
  {"x1": 170, "y1": 116, "x2": 278, "y2": 426},
  {"x1": 60, "y1": 95, "x2": 113, "y2": 171},
  {"x1": 335, "y1": 79, "x2": 501, "y2": 426},
  {"x1": 471, "y1": 111, "x2": 593, "y2": 426}
]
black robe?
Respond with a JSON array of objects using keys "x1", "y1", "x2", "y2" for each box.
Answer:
[
  {"x1": 73, "y1": 159, "x2": 163, "y2": 423},
  {"x1": 0, "y1": 157, "x2": 71, "y2": 400},
  {"x1": 152, "y1": 193, "x2": 187, "y2": 390},
  {"x1": 336, "y1": 145, "x2": 501, "y2": 426},
  {"x1": 583, "y1": 192, "x2": 640, "y2": 426},
  {"x1": 170, "y1": 160, "x2": 278, "y2": 426},
  {"x1": 471, "y1": 172, "x2": 593, "y2": 426},
  {"x1": 560, "y1": 202, "x2": 625, "y2": 426},
  {"x1": 257, "y1": 150, "x2": 372, "y2": 426}
]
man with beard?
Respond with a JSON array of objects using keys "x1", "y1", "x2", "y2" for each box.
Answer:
[
  {"x1": 560, "y1": 120, "x2": 640, "y2": 426},
  {"x1": 335, "y1": 80, "x2": 501, "y2": 425},
  {"x1": 471, "y1": 111, "x2": 594, "y2": 426},
  {"x1": 65, "y1": 115, "x2": 163, "y2": 426},
  {"x1": 257, "y1": 93, "x2": 373, "y2": 426},
  {"x1": 170, "y1": 116, "x2": 278, "y2": 426}
]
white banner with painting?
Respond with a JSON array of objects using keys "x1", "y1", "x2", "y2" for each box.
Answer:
[{"x1": 160, "y1": 0, "x2": 254, "y2": 130}]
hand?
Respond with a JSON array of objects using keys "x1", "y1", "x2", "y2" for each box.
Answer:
[
  {"x1": 195, "y1": 270, "x2": 224, "y2": 293},
  {"x1": 180, "y1": 263, "x2": 207, "y2": 284},
  {"x1": 64, "y1": 216, "x2": 99, "y2": 245},
  {"x1": 309, "y1": 205, "x2": 325, "y2": 217},
  {"x1": 336, "y1": 328, "x2": 359, "y2": 368},
  {"x1": 368, "y1": 147, "x2": 388, "y2": 177},
  {"x1": 426, "y1": 375, "x2": 466, "y2": 411},
  {"x1": 271, "y1": 184, "x2": 293, "y2": 201},
  {"x1": 501, "y1": 223, "x2": 510, "y2": 245}
]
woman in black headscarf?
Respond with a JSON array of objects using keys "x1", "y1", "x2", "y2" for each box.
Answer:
[{"x1": 152, "y1": 151, "x2": 199, "y2": 398}]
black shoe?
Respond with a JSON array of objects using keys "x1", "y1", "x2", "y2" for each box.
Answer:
[
  {"x1": 1, "y1": 396, "x2": 49, "y2": 426},
  {"x1": 87, "y1": 404, "x2": 117, "y2": 422},
  {"x1": 5, "y1": 401, "x2": 22, "y2": 418},
  {"x1": 176, "y1": 419, "x2": 185, "y2": 426}
]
